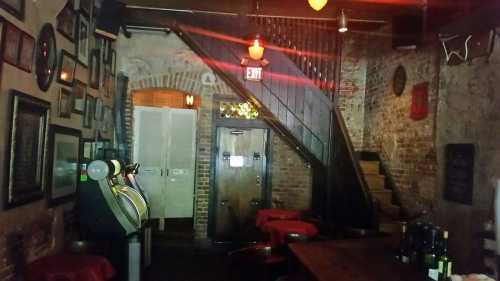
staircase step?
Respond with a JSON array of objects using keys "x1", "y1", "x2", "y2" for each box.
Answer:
[
  {"x1": 371, "y1": 190, "x2": 393, "y2": 205},
  {"x1": 360, "y1": 161, "x2": 380, "y2": 175},
  {"x1": 365, "y1": 174, "x2": 385, "y2": 190}
]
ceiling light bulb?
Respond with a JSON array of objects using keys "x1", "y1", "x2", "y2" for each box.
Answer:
[
  {"x1": 308, "y1": 0, "x2": 328, "y2": 11},
  {"x1": 338, "y1": 9, "x2": 348, "y2": 33},
  {"x1": 248, "y1": 39, "x2": 264, "y2": 60}
]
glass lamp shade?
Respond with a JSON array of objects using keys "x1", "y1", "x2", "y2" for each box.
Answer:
[
  {"x1": 308, "y1": 0, "x2": 328, "y2": 11},
  {"x1": 248, "y1": 39, "x2": 264, "y2": 61}
]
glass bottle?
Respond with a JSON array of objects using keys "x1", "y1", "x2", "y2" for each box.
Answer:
[
  {"x1": 398, "y1": 222, "x2": 410, "y2": 264},
  {"x1": 424, "y1": 228, "x2": 439, "y2": 280},
  {"x1": 438, "y1": 231, "x2": 452, "y2": 281}
]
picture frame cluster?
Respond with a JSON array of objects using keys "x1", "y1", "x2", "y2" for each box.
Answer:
[{"x1": 1, "y1": 0, "x2": 117, "y2": 209}]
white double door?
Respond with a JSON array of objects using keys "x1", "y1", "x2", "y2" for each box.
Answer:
[{"x1": 133, "y1": 106, "x2": 196, "y2": 219}]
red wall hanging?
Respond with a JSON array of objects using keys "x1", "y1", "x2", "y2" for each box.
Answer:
[{"x1": 410, "y1": 82, "x2": 429, "y2": 120}]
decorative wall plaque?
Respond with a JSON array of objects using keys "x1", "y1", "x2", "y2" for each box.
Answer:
[
  {"x1": 35, "y1": 23, "x2": 57, "y2": 91},
  {"x1": 392, "y1": 65, "x2": 407, "y2": 96}
]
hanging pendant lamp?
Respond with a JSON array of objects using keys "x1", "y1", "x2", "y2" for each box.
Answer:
[
  {"x1": 308, "y1": 0, "x2": 328, "y2": 11},
  {"x1": 338, "y1": 9, "x2": 348, "y2": 33}
]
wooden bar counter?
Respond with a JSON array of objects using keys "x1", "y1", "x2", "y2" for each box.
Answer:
[{"x1": 289, "y1": 238, "x2": 431, "y2": 281}]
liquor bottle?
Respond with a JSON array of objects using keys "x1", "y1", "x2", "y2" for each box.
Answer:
[
  {"x1": 398, "y1": 222, "x2": 410, "y2": 264},
  {"x1": 424, "y1": 228, "x2": 439, "y2": 280},
  {"x1": 438, "y1": 231, "x2": 452, "y2": 281}
]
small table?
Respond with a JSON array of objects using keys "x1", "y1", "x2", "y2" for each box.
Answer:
[
  {"x1": 289, "y1": 239, "x2": 431, "y2": 281},
  {"x1": 256, "y1": 209, "x2": 302, "y2": 227},
  {"x1": 26, "y1": 254, "x2": 116, "y2": 281},
  {"x1": 262, "y1": 220, "x2": 318, "y2": 247}
]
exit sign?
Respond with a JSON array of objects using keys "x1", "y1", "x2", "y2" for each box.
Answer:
[{"x1": 245, "y1": 66, "x2": 263, "y2": 81}]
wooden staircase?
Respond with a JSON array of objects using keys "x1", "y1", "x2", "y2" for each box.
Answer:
[{"x1": 359, "y1": 160, "x2": 401, "y2": 233}]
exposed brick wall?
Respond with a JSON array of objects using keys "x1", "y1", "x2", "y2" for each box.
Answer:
[
  {"x1": 118, "y1": 31, "x2": 313, "y2": 239},
  {"x1": 342, "y1": 27, "x2": 500, "y2": 272},
  {"x1": 363, "y1": 34, "x2": 440, "y2": 212},
  {"x1": 338, "y1": 34, "x2": 368, "y2": 151},
  {"x1": 271, "y1": 134, "x2": 312, "y2": 211}
]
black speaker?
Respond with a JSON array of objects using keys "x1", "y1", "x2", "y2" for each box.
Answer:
[
  {"x1": 392, "y1": 12, "x2": 424, "y2": 50},
  {"x1": 95, "y1": 0, "x2": 126, "y2": 40}
]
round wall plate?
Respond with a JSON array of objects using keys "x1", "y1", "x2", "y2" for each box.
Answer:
[
  {"x1": 35, "y1": 23, "x2": 57, "y2": 91},
  {"x1": 392, "y1": 65, "x2": 407, "y2": 97}
]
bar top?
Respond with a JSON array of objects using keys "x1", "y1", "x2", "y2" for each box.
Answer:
[{"x1": 289, "y1": 238, "x2": 431, "y2": 281}]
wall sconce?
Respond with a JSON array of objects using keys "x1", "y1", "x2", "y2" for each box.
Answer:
[
  {"x1": 308, "y1": 0, "x2": 328, "y2": 11},
  {"x1": 338, "y1": 9, "x2": 348, "y2": 33},
  {"x1": 185, "y1": 94, "x2": 194, "y2": 107},
  {"x1": 60, "y1": 71, "x2": 69, "y2": 80},
  {"x1": 248, "y1": 37, "x2": 264, "y2": 61}
]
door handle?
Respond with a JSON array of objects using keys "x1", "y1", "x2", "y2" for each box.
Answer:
[{"x1": 160, "y1": 169, "x2": 169, "y2": 177}]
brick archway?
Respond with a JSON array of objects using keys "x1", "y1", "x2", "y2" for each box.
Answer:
[{"x1": 124, "y1": 71, "x2": 234, "y2": 238}]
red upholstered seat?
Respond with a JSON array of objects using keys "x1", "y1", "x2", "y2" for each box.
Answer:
[{"x1": 26, "y1": 254, "x2": 115, "y2": 281}]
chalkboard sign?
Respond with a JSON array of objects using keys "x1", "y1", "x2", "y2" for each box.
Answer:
[{"x1": 444, "y1": 144, "x2": 475, "y2": 205}]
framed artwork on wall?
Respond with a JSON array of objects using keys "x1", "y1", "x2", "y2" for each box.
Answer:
[
  {"x1": 18, "y1": 32, "x2": 34, "y2": 72},
  {"x1": 58, "y1": 88, "x2": 72, "y2": 118},
  {"x1": 73, "y1": 79, "x2": 86, "y2": 114},
  {"x1": 102, "y1": 105, "x2": 112, "y2": 133},
  {"x1": 4, "y1": 90, "x2": 50, "y2": 209},
  {"x1": 94, "y1": 97, "x2": 103, "y2": 121},
  {"x1": 47, "y1": 125, "x2": 81, "y2": 205},
  {"x1": 35, "y1": 23, "x2": 57, "y2": 92},
  {"x1": 83, "y1": 94, "x2": 95, "y2": 128},
  {"x1": 57, "y1": 50, "x2": 76, "y2": 86},
  {"x1": 56, "y1": 1, "x2": 77, "y2": 42},
  {"x1": 76, "y1": 13, "x2": 89, "y2": 66},
  {"x1": 3, "y1": 22, "x2": 21, "y2": 66},
  {"x1": 0, "y1": 0, "x2": 25, "y2": 20},
  {"x1": 89, "y1": 48, "x2": 100, "y2": 89}
]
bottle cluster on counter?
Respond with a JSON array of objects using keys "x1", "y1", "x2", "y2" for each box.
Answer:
[{"x1": 397, "y1": 222, "x2": 452, "y2": 281}]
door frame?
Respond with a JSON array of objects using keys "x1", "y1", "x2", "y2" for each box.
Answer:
[{"x1": 208, "y1": 117, "x2": 272, "y2": 238}]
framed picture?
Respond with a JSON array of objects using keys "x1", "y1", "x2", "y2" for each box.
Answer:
[
  {"x1": 76, "y1": 13, "x2": 89, "y2": 66},
  {"x1": 94, "y1": 97, "x2": 103, "y2": 121},
  {"x1": 0, "y1": 0, "x2": 25, "y2": 20},
  {"x1": 47, "y1": 125, "x2": 81, "y2": 205},
  {"x1": 3, "y1": 21, "x2": 21, "y2": 66},
  {"x1": 109, "y1": 48, "x2": 116, "y2": 75},
  {"x1": 18, "y1": 32, "x2": 34, "y2": 72},
  {"x1": 83, "y1": 94, "x2": 94, "y2": 128},
  {"x1": 56, "y1": 1, "x2": 77, "y2": 42},
  {"x1": 89, "y1": 48, "x2": 100, "y2": 89},
  {"x1": 103, "y1": 69, "x2": 114, "y2": 98},
  {"x1": 58, "y1": 88, "x2": 72, "y2": 118},
  {"x1": 101, "y1": 38, "x2": 110, "y2": 64},
  {"x1": 81, "y1": 138, "x2": 95, "y2": 162},
  {"x1": 4, "y1": 90, "x2": 50, "y2": 209},
  {"x1": 57, "y1": 50, "x2": 76, "y2": 86},
  {"x1": 102, "y1": 105, "x2": 112, "y2": 133},
  {"x1": 73, "y1": 79, "x2": 86, "y2": 114}
]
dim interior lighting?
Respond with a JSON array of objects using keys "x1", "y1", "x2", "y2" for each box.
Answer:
[
  {"x1": 60, "y1": 71, "x2": 68, "y2": 80},
  {"x1": 338, "y1": 9, "x2": 348, "y2": 33},
  {"x1": 308, "y1": 0, "x2": 328, "y2": 11},
  {"x1": 186, "y1": 94, "x2": 194, "y2": 106},
  {"x1": 248, "y1": 38, "x2": 264, "y2": 61}
]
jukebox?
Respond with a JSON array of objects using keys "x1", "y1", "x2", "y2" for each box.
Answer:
[{"x1": 80, "y1": 160, "x2": 151, "y2": 281}]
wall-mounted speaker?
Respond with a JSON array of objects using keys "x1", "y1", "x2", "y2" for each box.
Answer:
[
  {"x1": 392, "y1": 11, "x2": 424, "y2": 50},
  {"x1": 95, "y1": 0, "x2": 126, "y2": 40}
]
